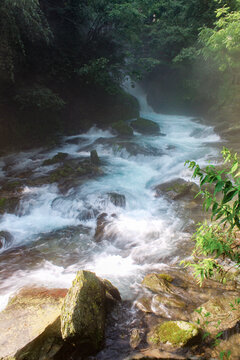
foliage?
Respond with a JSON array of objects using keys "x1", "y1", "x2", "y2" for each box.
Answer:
[
  {"x1": 0, "y1": 0, "x2": 51, "y2": 82},
  {"x1": 182, "y1": 148, "x2": 240, "y2": 285},
  {"x1": 15, "y1": 86, "x2": 65, "y2": 112}
]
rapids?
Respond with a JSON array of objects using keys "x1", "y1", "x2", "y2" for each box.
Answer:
[{"x1": 0, "y1": 81, "x2": 221, "y2": 312}]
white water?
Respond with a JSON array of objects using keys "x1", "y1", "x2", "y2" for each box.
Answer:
[{"x1": 0, "y1": 81, "x2": 220, "y2": 310}]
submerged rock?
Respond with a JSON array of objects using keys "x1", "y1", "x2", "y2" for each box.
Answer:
[
  {"x1": 131, "y1": 117, "x2": 160, "y2": 134},
  {"x1": 154, "y1": 178, "x2": 199, "y2": 201},
  {"x1": 0, "y1": 287, "x2": 67, "y2": 360},
  {"x1": 107, "y1": 192, "x2": 126, "y2": 208},
  {"x1": 61, "y1": 270, "x2": 106, "y2": 352},
  {"x1": 148, "y1": 321, "x2": 199, "y2": 348}
]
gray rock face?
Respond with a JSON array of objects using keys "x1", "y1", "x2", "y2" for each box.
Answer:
[{"x1": 60, "y1": 270, "x2": 106, "y2": 351}]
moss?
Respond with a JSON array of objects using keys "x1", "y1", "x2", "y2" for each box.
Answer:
[
  {"x1": 2, "y1": 181, "x2": 22, "y2": 192},
  {"x1": 141, "y1": 273, "x2": 172, "y2": 294},
  {"x1": 43, "y1": 152, "x2": 68, "y2": 166},
  {"x1": 0, "y1": 197, "x2": 6, "y2": 209},
  {"x1": 149, "y1": 321, "x2": 198, "y2": 347},
  {"x1": 111, "y1": 121, "x2": 133, "y2": 137},
  {"x1": 131, "y1": 118, "x2": 159, "y2": 134},
  {"x1": 157, "y1": 274, "x2": 174, "y2": 282}
]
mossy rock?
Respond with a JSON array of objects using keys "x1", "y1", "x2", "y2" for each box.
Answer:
[
  {"x1": 60, "y1": 270, "x2": 106, "y2": 352},
  {"x1": 0, "y1": 196, "x2": 20, "y2": 214},
  {"x1": 1, "y1": 181, "x2": 22, "y2": 192},
  {"x1": 111, "y1": 121, "x2": 133, "y2": 137},
  {"x1": 155, "y1": 178, "x2": 199, "y2": 201},
  {"x1": 43, "y1": 152, "x2": 68, "y2": 166},
  {"x1": 142, "y1": 273, "x2": 174, "y2": 294},
  {"x1": 131, "y1": 118, "x2": 159, "y2": 134},
  {"x1": 148, "y1": 321, "x2": 199, "y2": 347}
]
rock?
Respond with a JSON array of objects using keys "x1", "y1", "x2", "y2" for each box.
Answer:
[
  {"x1": 0, "y1": 231, "x2": 13, "y2": 249},
  {"x1": 148, "y1": 321, "x2": 199, "y2": 348},
  {"x1": 211, "y1": 333, "x2": 240, "y2": 360},
  {"x1": 126, "y1": 348, "x2": 186, "y2": 359},
  {"x1": 191, "y1": 295, "x2": 240, "y2": 335},
  {"x1": 130, "y1": 328, "x2": 142, "y2": 349},
  {"x1": 60, "y1": 270, "x2": 106, "y2": 352},
  {"x1": 94, "y1": 212, "x2": 117, "y2": 242},
  {"x1": 141, "y1": 273, "x2": 177, "y2": 295},
  {"x1": 90, "y1": 149, "x2": 100, "y2": 165},
  {"x1": 131, "y1": 117, "x2": 160, "y2": 134},
  {"x1": 154, "y1": 178, "x2": 199, "y2": 201},
  {"x1": 102, "y1": 278, "x2": 121, "y2": 303},
  {"x1": 0, "y1": 196, "x2": 20, "y2": 214},
  {"x1": 107, "y1": 192, "x2": 126, "y2": 208},
  {"x1": 152, "y1": 294, "x2": 186, "y2": 309},
  {"x1": 0, "y1": 287, "x2": 67, "y2": 360},
  {"x1": 111, "y1": 121, "x2": 134, "y2": 137},
  {"x1": 94, "y1": 212, "x2": 109, "y2": 242},
  {"x1": 135, "y1": 297, "x2": 152, "y2": 313},
  {"x1": 42, "y1": 152, "x2": 68, "y2": 166}
]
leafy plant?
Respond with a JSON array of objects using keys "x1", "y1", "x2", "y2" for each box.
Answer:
[{"x1": 182, "y1": 147, "x2": 240, "y2": 285}]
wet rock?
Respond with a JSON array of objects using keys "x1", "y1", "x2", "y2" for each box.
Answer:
[
  {"x1": 152, "y1": 294, "x2": 186, "y2": 309},
  {"x1": 0, "y1": 287, "x2": 67, "y2": 360},
  {"x1": 90, "y1": 149, "x2": 100, "y2": 165},
  {"x1": 111, "y1": 121, "x2": 134, "y2": 137},
  {"x1": 0, "y1": 195, "x2": 20, "y2": 214},
  {"x1": 141, "y1": 273, "x2": 177, "y2": 295},
  {"x1": 94, "y1": 213, "x2": 117, "y2": 242},
  {"x1": 107, "y1": 192, "x2": 126, "y2": 208},
  {"x1": 154, "y1": 178, "x2": 199, "y2": 201},
  {"x1": 42, "y1": 152, "x2": 68, "y2": 166},
  {"x1": 126, "y1": 348, "x2": 186, "y2": 359},
  {"x1": 135, "y1": 297, "x2": 152, "y2": 313},
  {"x1": 94, "y1": 212, "x2": 109, "y2": 242},
  {"x1": 61, "y1": 270, "x2": 106, "y2": 352},
  {"x1": 102, "y1": 278, "x2": 121, "y2": 303},
  {"x1": 211, "y1": 333, "x2": 240, "y2": 360},
  {"x1": 131, "y1": 117, "x2": 160, "y2": 135},
  {"x1": 130, "y1": 328, "x2": 142, "y2": 349},
  {"x1": 0, "y1": 231, "x2": 13, "y2": 249},
  {"x1": 191, "y1": 295, "x2": 240, "y2": 335},
  {"x1": 147, "y1": 321, "x2": 199, "y2": 348}
]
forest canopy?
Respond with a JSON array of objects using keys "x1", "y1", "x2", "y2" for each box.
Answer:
[{"x1": 0, "y1": 0, "x2": 239, "y2": 148}]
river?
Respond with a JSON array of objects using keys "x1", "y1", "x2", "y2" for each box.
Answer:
[{"x1": 0, "y1": 81, "x2": 220, "y2": 323}]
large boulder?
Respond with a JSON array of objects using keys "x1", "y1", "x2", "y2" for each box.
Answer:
[
  {"x1": 0, "y1": 287, "x2": 67, "y2": 360},
  {"x1": 131, "y1": 118, "x2": 160, "y2": 135},
  {"x1": 60, "y1": 270, "x2": 106, "y2": 352},
  {"x1": 147, "y1": 321, "x2": 199, "y2": 348},
  {"x1": 154, "y1": 178, "x2": 199, "y2": 201}
]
